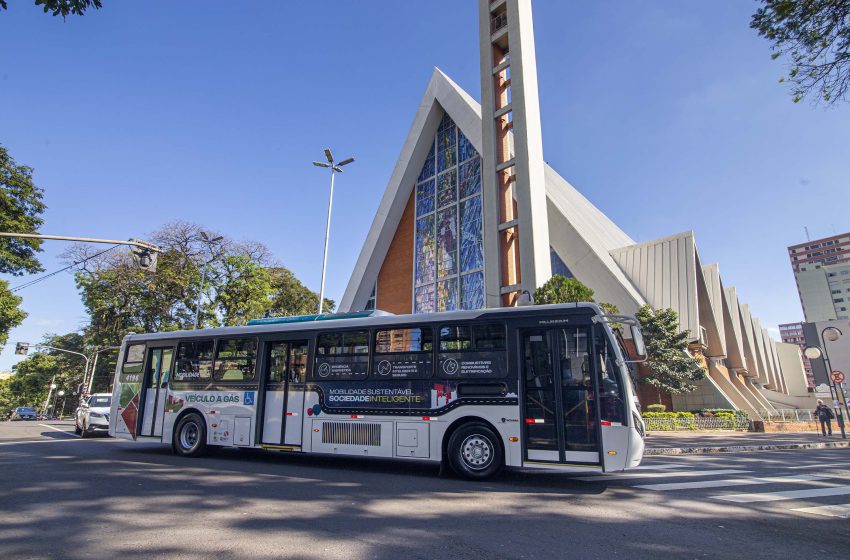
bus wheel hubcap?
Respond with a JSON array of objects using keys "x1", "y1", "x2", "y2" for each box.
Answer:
[
  {"x1": 461, "y1": 435, "x2": 492, "y2": 470},
  {"x1": 180, "y1": 422, "x2": 199, "y2": 449}
]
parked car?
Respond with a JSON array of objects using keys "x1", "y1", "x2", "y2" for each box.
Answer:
[
  {"x1": 11, "y1": 407, "x2": 37, "y2": 421},
  {"x1": 75, "y1": 394, "x2": 112, "y2": 438}
]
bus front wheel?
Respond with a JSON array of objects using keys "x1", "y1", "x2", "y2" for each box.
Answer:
[
  {"x1": 447, "y1": 422, "x2": 504, "y2": 480},
  {"x1": 172, "y1": 412, "x2": 208, "y2": 457}
]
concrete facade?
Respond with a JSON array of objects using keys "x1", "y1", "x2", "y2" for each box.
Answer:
[
  {"x1": 788, "y1": 232, "x2": 850, "y2": 322},
  {"x1": 339, "y1": 0, "x2": 805, "y2": 417}
]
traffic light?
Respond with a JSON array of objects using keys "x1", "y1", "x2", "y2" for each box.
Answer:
[
  {"x1": 15, "y1": 342, "x2": 29, "y2": 355},
  {"x1": 132, "y1": 248, "x2": 158, "y2": 272}
]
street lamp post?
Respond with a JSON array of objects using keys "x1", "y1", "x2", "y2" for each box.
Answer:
[
  {"x1": 312, "y1": 148, "x2": 354, "y2": 315},
  {"x1": 42, "y1": 378, "x2": 58, "y2": 417},
  {"x1": 56, "y1": 390, "x2": 66, "y2": 419},
  {"x1": 193, "y1": 231, "x2": 224, "y2": 329},
  {"x1": 804, "y1": 326, "x2": 850, "y2": 439}
]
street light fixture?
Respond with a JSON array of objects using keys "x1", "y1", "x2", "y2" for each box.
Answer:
[
  {"x1": 804, "y1": 325, "x2": 849, "y2": 439},
  {"x1": 194, "y1": 231, "x2": 224, "y2": 329},
  {"x1": 312, "y1": 148, "x2": 355, "y2": 315}
]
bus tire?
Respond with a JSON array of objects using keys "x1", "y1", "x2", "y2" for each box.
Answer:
[
  {"x1": 447, "y1": 422, "x2": 503, "y2": 481},
  {"x1": 172, "y1": 412, "x2": 207, "y2": 457}
]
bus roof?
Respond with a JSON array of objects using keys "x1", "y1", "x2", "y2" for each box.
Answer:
[{"x1": 122, "y1": 302, "x2": 603, "y2": 343}]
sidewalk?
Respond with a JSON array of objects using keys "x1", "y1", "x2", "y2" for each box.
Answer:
[{"x1": 644, "y1": 430, "x2": 850, "y2": 455}]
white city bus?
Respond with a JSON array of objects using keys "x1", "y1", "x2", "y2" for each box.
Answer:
[{"x1": 109, "y1": 303, "x2": 646, "y2": 480}]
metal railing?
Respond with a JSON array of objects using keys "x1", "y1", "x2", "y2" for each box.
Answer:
[
  {"x1": 757, "y1": 409, "x2": 816, "y2": 422},
  {"x1": 643, "y1": 416, "x2": 750, "y2": 431},
  {"x1": 491, "y1": 12, "x2": 508, "y2": 34}
]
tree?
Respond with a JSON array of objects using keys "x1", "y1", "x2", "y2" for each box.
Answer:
[
  {"x1": 533, "y1": 275, "x2": 595, "y2": 305},
  {"x1": 0, "y1": 1, "x2": 102, "y2": 17},
  {"x1": 0, "y1": 280, "x2": 27, "y2": 349},
  {"x1": 635, "y1": 305, "x2": 706, "y2": 395},
  {"x1": 65, "y1": 221, "x2": 333, "y2": 348},
  {"x1": 1, "y1": 144, "x2": 46, "y2": 350},
  {"x1": 533, "y1": 275, "x2": 619, "y2": 317},
  {"x1": 751, "y1": 0, "x2": 850, "y2": 104},
  {"x1": 1, "y1": 144, "x2": 46, "y2": 276},
  {"x1": 267, "y1": 267, "x2": 334, "y2": 317}
]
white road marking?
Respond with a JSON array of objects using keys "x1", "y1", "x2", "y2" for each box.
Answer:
[
  {"x1": 39, "y1": 423, "x2": 79, "y2": 437},
  {"x1": 0, "y1": 438, "x2": 92, "y2": 446},
  {"x1": 631, "y1": 463, "x2": 699, "y2": 470},
  {"x1": 713, "y1": 486, "x2": 850, "y2": 503},
  {"x1": 575, "y1": 469, "x2": 750, "y2": 482},
  {"x1": 636, "y1": 474, "x2": 827, "y2": 491},
  {"x1": 792, "y1": 503, "x2": 850, "y2": 518}
]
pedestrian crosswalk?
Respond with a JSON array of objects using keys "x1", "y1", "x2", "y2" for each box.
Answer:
[{"x1": 580, "y1": 461, "x2": 850, "y2": 518}]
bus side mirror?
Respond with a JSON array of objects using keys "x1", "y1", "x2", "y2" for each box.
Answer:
[{"x1": 630, "y1": 324, "x2": 647, "y2": 361}]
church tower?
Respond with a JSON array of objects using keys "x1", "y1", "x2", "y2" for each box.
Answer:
[{"x1": 478, "y1": 0, "x2": 551, "y2": 307}]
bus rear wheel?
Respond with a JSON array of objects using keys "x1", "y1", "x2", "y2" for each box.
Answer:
[
  {"x1": 447, "y1": 422, "x2": 503, "y2": 480},
  {"x1": 173, "y1": 412, "x2": 208, "y2": 457}
]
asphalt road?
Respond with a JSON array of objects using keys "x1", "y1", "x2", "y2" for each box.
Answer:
[{"x1": 1, "y1": 421, "x2": 849, "y2": 560}]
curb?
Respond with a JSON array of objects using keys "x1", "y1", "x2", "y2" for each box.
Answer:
[{"x1": 645, "y1": 441, "x2": 850, "y2": 456}]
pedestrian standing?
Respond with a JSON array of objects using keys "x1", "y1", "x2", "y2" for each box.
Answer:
[{"x1": 815, "y1": 399, "x2": 834, "y2": 436}]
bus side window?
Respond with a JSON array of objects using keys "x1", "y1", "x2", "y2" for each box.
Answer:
[
  {"x1": 437, "y1": 322, "x2": 507, "y2": 379},
  {"x1": 120, "y1": 344, "x2": 145, "y2": 383},
  {"x1": 373, "y1": 327, "x2": 433, "y2": 379},
  {"x1": 175, "y1": 340, "x2": 214, "y2": 383},
  {"x1": 214, "y1": 338, "x2": 258, "y2": 382},
  {"x1": 314, "y1": 330, "x2": 370, "y2": 380},
  {"x1": 288, "y1": 342, "x2": 309, "y2": 383}
]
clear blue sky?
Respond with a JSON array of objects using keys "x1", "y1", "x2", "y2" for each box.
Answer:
[{"x1": 1, "y1": 1, "x2": 849, "y2": 371}]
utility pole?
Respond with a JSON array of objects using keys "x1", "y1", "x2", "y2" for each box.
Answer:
[{"x1": 0, "y1": 232, "x2": 160, "y2": 270}]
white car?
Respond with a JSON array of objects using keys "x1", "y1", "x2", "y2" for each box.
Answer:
[{"x1": 75, "y1": 393, "x2": 112, "y2": 438}]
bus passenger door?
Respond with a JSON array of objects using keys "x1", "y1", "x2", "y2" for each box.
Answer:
[
  {"x1": 261, "y1": 340, "x2": 309, "y2": 447},
  {"x1": 521, "y1": 328, "x2": 601, "y2": 466},
  {"x1": 140, "y1": 348, "x2": 173, "y2": 438}
]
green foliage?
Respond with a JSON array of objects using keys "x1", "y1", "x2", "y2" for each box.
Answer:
[
  {"x1": 0, "y1": 1, "x2": 102, "y2": 17},
  {"x1": 534, "y1": 275, "x2": 595, "y2": 305},
  {"x1": 0, "y1": 280, "x2": 27, "y2": 349},
  {"x1": 635, "y1": 305, "x2": 706, "y2": 395},
  {"x1": 641, "y1": 411, "x2": 697, "y2": 431},
  {"x1": 533, "y1": 276, "x2": 620, "y2": 320},
  {"x1": 751, "y1": 0, "x2": 850, "y2": 104},
  {"x1": 267, "y1": 267, "x2": 334, "y2": 318},
  {"x1": 0, "y1": 144, "x2": 46, "y2": 276},
  {"x1": 645, "y1": 403, "x2": 667, "y2": 413},
  {"x1": 0, "y1": 144, "x2": 45, "y2": 350},
  {"x1": 67, "y1": 221, "x2": 333, "y2": 348},
  {"x1": 5, "y1": 332, "x2": 92, "y2": 413}
]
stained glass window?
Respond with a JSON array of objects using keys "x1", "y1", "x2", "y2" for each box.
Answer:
[
  {"x1": 416, "y1": 179, "x2": 435, "y2": 217},
  {"x1": 458, "y1": 130, "x2": 476, "y2": 163},
  {"x1": 414, "y1": 214, "x2": 435, "y2": 287},
  {"x1": 437, "y1": 114, "x2": 457, "y2": 173},
  {"x1": 415, "y1": 285, "x2": 436, "y2": 313},
  {"x1": 460, "y1": 196, "x2": 484, "y2": 272},
  {"x1": 461, "y1": 272, "x2": 485, "y2": 310},
  {"x1": 418, "y1": 143, "x2": 436, "y2": 182},
  {"x1": 459, "y1": 157, "x2": 481, "y2": 199},
  {"x1": 413, "y1": 112, "x2": 484, "y2": 313},
  {"x1": 437, "y1": 169, "x2": 457, "y2": 208},
  {"x1": 437, "y1": 207, "x2": 457, "y2": 278},
  {"x1": 437, "y1": 278, "x2": 458, "y2": 312}
]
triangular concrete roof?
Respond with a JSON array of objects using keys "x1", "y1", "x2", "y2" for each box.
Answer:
[
  {"x1": 340, "y1": 68, "x2": 646, "y2": 313},
  {"x1": 339, "y1": 69, "x2": 482, "y2": 311}
]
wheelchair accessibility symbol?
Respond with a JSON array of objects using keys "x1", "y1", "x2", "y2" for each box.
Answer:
[{"x1": 442, "y1": 358, "x2": 459, "y2": 375}]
